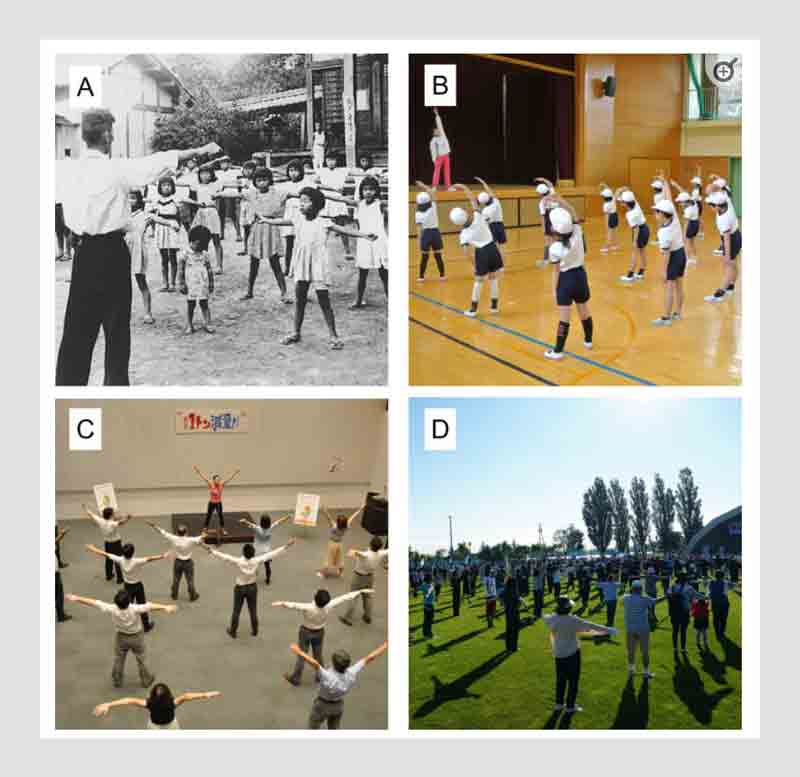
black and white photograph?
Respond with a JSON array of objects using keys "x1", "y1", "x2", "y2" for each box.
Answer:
[{"x1": 54, "y1": 53, "x2": 389, "y2": 386}]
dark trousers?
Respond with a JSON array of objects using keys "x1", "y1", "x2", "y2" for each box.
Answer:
[
  {"x1": 452, "y1": 590, "x2": 461, "y2": 617},
  {"x1": 505, "y1": 608, "x2": 520, "y2": 651},
  {"x1": 554, "y1": 582, "x2": 561, "y2": 599},
  {"x1": 172, "y1": 558, "x2": 197, "y2": 599},
  {"x1": 264, "y1": 559, "x2": 272, "y2": 585},
  {"x1": 205, "y1": 501, "x2": 224, "y2": 528},
  {"x1": 105, "y1": 540, "x2": 124, "y2": 583},
  {"x1": 672, "y1": 613, "x2": 689, "y2": 649},
  {"x1": 423, "y1": 605, "x2": 434, "y2": 638},
  {"x1": 56, "y1": 232, "x2": 132, "y2": 385},
  {"x1": 606, "y1": 600, "x2": 618, "y2": 627},
  {"x1": 290, "y1": 625, "x2": 324, "y2": 682},
  {"x1": 713, "y1": 601, "x2": 729, "y2": 639},
  {"x1": 534, "y1": 589, "x2": 544, "y2": 618},
  {"x1": 231, "y1": 582, "x2": 258, "y2": 635},
  {"x1": 555, "y1": 650, "x2": 581, "y2": 708},
  {"x1": 55, "y1": 571, "x2": 66, "y2": 620},
  {"x1": 125, "y1": 581, "x2": 151, "y2": 629}
]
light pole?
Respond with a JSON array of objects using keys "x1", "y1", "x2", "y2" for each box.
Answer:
[{"x1": 449, "y1": 514, "x2": 454, "y2": 558}]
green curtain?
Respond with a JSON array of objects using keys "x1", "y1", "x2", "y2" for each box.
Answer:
[{"x1": 729, "y1": 158, "x2": 742, "y2": 217}]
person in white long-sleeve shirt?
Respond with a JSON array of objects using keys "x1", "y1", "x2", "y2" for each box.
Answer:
[
  {"x1": 147, "y1": 520, "x2": 207, "y2": 601},
  {"x1": 274, "y1": 588, "x2": 370, "y2": 685},
  {"x1": 203, "y1": 538, "x2": 295, "y2": 638},
  {"x1": 339, "y1": 537, "x2": 388, "y2": 627},
  {"x1": 83, "y1": 503, "x2": 132, "y2": 583},
  {"x1": 430, "y1": 108, "x2": 453, "y2": 190},
  {"x1": 543, "y1": 597, "x2": 616, "y2": 714}
]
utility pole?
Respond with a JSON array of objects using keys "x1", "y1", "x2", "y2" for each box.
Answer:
[{"x1": 449, "y1": 515, "x2": 454, "y2": 558}]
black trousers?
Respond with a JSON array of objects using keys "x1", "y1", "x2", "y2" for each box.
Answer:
[
  {"x1": 555, "y1": 650, "x2": 581, "y2": 708},
  {"x1": 713, "y1": 601, "x2": 729, "y2": 639},
  {"x1": 205, "y1": 501, "x2": 224, "y2": 528},
  {"x1": 56, "y1": 232, "x2": 132, "y2": 386},
  {"x1": 534, "y1": 589, "x2": 544, "y2": 618},
  {"x1": 452, "y1": 590, "x2": 461, "y2": 617},
  {"x1": 264, "y1": 559, "x2": 272, "y2": 584},
  {"x1": 505, "y1": 608, "x2": 520, "y2": 651},
  {"x1": 105, "y1": 540, "x2": 124, "y2": 583},
  {"x1": 606, "y1": 600, "x2": 618, "y2": 627},
  {"x1": 172, "y1": 558, "x2": 197, "y2": 599},
  {"x1": 55, "y1": 571, "x2": 66, "y2": 620},
  {"x1": 672, "y1": 613, "x2": 689, "y2": 649},
  {"x1": 231, "y1": 582, "x2": 258, "y2": 635},
  {"x1": 423, "y1": 605, "x2": 434, "y2": 637},
  {"x1": 124, "y1": 581, "x2": 151, "y2": 629}
]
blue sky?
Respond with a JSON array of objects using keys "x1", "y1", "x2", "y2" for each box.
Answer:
[{"x1": 409, "y1": 398, "x2": 742, "y2": 554}]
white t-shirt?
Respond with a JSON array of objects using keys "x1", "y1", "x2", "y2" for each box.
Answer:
[
  {"x1": 353, "y1": 549, "x2": 390, "y2": 576},
  {"x1": 91, "y1": 514, "x2": 121, "y2": 542},
  {"x1": 107, "y1": 555, "x2": 150, "y2": 585},
  {"x1": 459, "y1": 212, "x2": 494, "y2": 249},
  {"x1": 318, "y1": 659, "x2": 366, "y2": 701},
  {"x1": 282, "y1": 591, "x2": 363, "y2": 630},
  {"x1": 157, "y1": 528, "x2": 204, "y2": 561},
  {"x1": 683, "y1": 203, "x2": 699, "y2": 221},
  {"x1": 596, "y1": 581, "x2": 622, "y2": 602},
  {"x1": 95, "y1": 601, "x2": 153, "y2": 635},
  {"x1": 657, "y1": 218, "x2": 685, "y2": 252},
  {"x1": 716, "y1": 208, "x2": 740, "y2": 235},
  {"x1": 415, "y1": 204, "x2": 439, "y2": 230},
  {"x1": 482, "y1": 198, "x2": 504, "y2": 224},
  {"x1": 548, "y1": 224, "x2": 585, "y2": 272},
  {"x1": 543, "y1": 614, "x2": 613, "y2": 659},
  {"x1": 211, "y1": 545, "x2": 288, "y2": 586},
  {"x1": 602, "y1": 199, "x2": 617, "y2": 215},
  {"x1": 625, "y1": 204, "x2": 646, "y2": 229}
]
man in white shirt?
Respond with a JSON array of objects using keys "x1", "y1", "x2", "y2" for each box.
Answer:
[
  {"x1": 290, "y1": 639, "x2": 388, "y2": 729},
  {"x1": 86, "y1": 542, "x2": 169, "y2": 632},
  {"x1": 147, "y1": 520, "x2": 208, "y2": 601},
  {"x1": 274, "y1": 588, "x2": 369, "y2": 686},
  {"x1": 66, "y1": 588, "x2": 176, "y2": 687},
  {"x1": 83, "y1": 503, "x2": 132, "y2": 584},
  {"x1": 203, "y1": 539, "x2": 295, "y2": 638},
  {"x1": 56, "y1": 108, "x2": 220, "y2": 385},
  {"x1": 339, "y1": 537, "x2": 388, "y2": 627}
]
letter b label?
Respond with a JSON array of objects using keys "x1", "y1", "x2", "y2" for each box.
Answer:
[
  {"x1": 424, "y1": 65, "x2": 457, "y2": 107},
  {"x1": 425, "y1": 408, "x2": 456, "y2": 451},
  {"x1": 69, "y1": 408, "x2": 102, "y2": 451}
]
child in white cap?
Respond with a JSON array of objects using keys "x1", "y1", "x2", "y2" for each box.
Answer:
[
  {"x1": 690, "y1": 175, "x2": 705, "y2": 238},
  {"x1": 652, "y1": 198, "x2": 687, "y2": 326},
  {"x1": 534, "y1": 178, "x2": 557, "y2": 267},
  {"x1": 541, "y1": 198, "x2": 593, "y2": 361},
  {"x1": 599, "y1": 183, "x2": 618, "y2": 253},
  {"x1": 451, "y1": 184, "x2": 503, "y2": 316},
  {"x1": 414, "y1": 182, "x2": 445, "y2": 281},
  {"x1": 616, "y1": 188, "x2": 649, "y2": 283},
  {"x1": 704, "y1": 189, "x2": 742, "y2": 303},
  {"x1": 475, "y1": 177, "x2": 507, "y2": 259}
]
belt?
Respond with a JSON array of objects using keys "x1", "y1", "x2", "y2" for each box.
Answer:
[
  {"x1": 317, "y1": 696, "x2": 342, "y2": 704},
  {"x1": 354, "y1": 570, "x2": 373, "y2": 577}
]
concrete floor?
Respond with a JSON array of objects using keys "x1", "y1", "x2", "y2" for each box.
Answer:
[{"x1": 55, "y1": 514, "x2": 388, "y2": 730}]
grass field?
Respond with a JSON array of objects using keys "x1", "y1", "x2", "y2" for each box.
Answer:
[{"x1": 409, "y1": 582, "x2": 741, "y2": 730}]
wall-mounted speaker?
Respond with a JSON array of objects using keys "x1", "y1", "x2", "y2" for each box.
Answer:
[{"x1": 602, "y1": 76, "x2": 616, "y2": 97}]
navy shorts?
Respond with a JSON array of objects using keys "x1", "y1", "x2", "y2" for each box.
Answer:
[
  {"x1": 474, "y1": 243, "x2": 504, "y2": 277},
  {"x1": 686, "y1": 219, "x2": 700, "y2": 239},
  {"x1": 635, "y1": 223, "x2": 650, "y2": 249},
  {"x1": 666, "y1": 247, "x2": 687, "y2": 280},
  {"x1": 607, "y1": 212, "x2": 619, "y2": 230},
  {"x1": 489, "y1": 221, "x2": 507, "y2": 244},
  {"x1": 420, "y1": 228, "x2": 443, "y2": 252},
  {"x1": 727, "y1": 229, "x2": 742, "y2": 260},
  {"x1": 556, "y1": 266, "x2": 591, "y2": 306}
]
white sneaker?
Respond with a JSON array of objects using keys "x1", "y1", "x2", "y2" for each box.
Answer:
[
  {"x1": 713, "y1": 249, "x2": 724, "y2": 256},
  {"x1": 643, "y1": 670, "x2": 655, "y2": 679},
  {"x1": 584, "y1": 341, "x2": 593, "y2": 350},
  {"x1": 687, "y1": 257, "x2": 697, "y2": 264},
  {"x1": 628, "y1": 665, "x2": 636, "y2": 675},
  {"x1": 553, "y1": 704, "x2": 565, "y2": 712},
  {"x1": 535, "y1": 259, "x2": 548, "y2": 268},
  {"x1": 565, "y1": 706, "x2": 584, "y2": 713},
  {"x1": 634, "y1": 272, "x2": 646, "y2": 280},
  {"x1": 464, "y1": 309, "x2": 477, "y2": 318},
  {"x1": 620, "y1": 274, "x2": 635, "y2": 283},
  {"x1": 704, "y1": 294, "x2": 725, "y2": 303},
  {"x1": 416, "y1": 277, "x2": 424, "y2": 283},
  {"x1": 489, "y1": 306, "x2": 499, "y2": 315},
  {"x1": 600, "y1": 247, "x2": 609, "y2": 253},
  {"x1": 725, "y1": 288, "x2": 735, "y2": 296},
  {"x1": 672, "y1": 313, "x2": 682, "y2": 321},
  {"x1": 544, "y1": 349, "x2": 565, "y2": 361},
  {"x1": 652, "y1": 317, "x2": 672, "y2": 326}
]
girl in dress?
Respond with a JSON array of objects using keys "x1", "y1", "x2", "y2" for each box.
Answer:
[
  {"x1": 312, "y1": 122, "x2": 326, "y2": 169},
  {"x1": 151, "y1": 176, "x2": 182, "y2": 292},
  {"x1": 414, "y1": 181, "x2": 445, "y2": 282},
  {"x1": 279, "y1": 159, "x2": 305, "y2": 276},
  {"x1": 349, "y1": 153, "x2": 388, "y2": 202},
  {"x1": 236, "y1": 161, "x2": 257, "y2": 256},
  {"x1": 189, "y1": 165, "x2": 223, "y2": 273},
  {"x1": 326, "y1": 176, "x2": 388, "y2": 309},
  {"x1": 317, "y1": 152, "x2": 354, "y2": 260},
  {"x1": 177, "y1": 225, "x2": 215, "y2": 335},
  {"x1": 241, "y1": 167, "x2": 292, "y2": 303},
  {"x1": 598, "y1": 183, "x2": 619, "y2": 253},
  {"x1": 93, "y1": 683, "x2": 220, "y2": 730},
  {"x1": 616, "y1": 187, "x2": 649, "y2": 283},
  {"x1": 257, "y1": 187, "x2": 379, "y2": 350},
  {"x1": 125, "y1": 190, "x2": 156, "y2": 324}
]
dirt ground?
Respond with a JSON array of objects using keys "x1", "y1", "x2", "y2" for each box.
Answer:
[{"x1": 54, "y1": 228, "x2": 388, "y2": 386}]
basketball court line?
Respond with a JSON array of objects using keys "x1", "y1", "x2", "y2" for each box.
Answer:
[
  {"x1": 410, "y1": 291, "x2": 657, "y2": 387},
  {"x1": 409, "y1": 317, "x2": 558, "y2": 386}
]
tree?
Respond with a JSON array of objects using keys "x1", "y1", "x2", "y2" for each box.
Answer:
[
  {"x1": 565, "y1": 524, "x2": 585, "y2": 552},
  {"x1": 652, "y1": 473, "x2": 678, "y2": 553},
  {"x1": 582, "y1": 478, "x2": 614, "y2": 555},
  {"x1": 608, "y1": 478, "x2": 631, "y2": 553},
  {"x1": 675, "y1": 467, "x2": 704, "y2": 544},
  {"x1": 629, "y1": 476, "x2": 651, "y2": 556}
]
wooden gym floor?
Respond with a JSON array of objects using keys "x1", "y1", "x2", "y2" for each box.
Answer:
[{"x1": 408, "y1": 210, "x2": 742, "y2": 387}]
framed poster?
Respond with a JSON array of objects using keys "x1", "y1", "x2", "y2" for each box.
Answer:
[
  {"x1": 294, "y1": 493, "x2": 321, "y2": 527},
  {"x1": 93, "y1": 482, "x2": 117, "y2": 512}
]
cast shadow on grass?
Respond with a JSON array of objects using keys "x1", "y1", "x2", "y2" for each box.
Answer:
[
  {"x1": 720, "y1": 635, "x2": 741, "y2": 671},
  {"x1": 412, "y1": 651, "x2": 512, "y2": 720},
  {"x1": 700, "y1": 648, "x2": 728, "y2": 685},
  {"x1": 409, "y1": 613, "x2": 459, "y2": 634},
  {"x1": 542, "y1": 709, "x2": 579, "y2": 730},
  {"x1": 611, "y1": 676, "x2": 650, "y2": 729},
  {"x1": 424, "y1": 629, "x2": 484, "y2": 657},
  {"x1": 672, "y1": 652, "x2": 734, "y2": 725}
]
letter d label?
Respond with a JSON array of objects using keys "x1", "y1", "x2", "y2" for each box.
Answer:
[{"x1": 424, "y1": 408, "x2": 456, "y2": 451}]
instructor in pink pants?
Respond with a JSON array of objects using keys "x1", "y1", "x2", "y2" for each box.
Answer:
[{"x1": 430, "y1": 107, "x2": 453, "y2": 190}]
